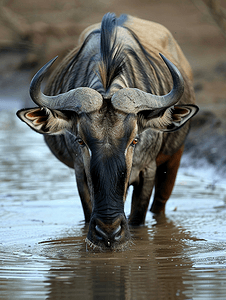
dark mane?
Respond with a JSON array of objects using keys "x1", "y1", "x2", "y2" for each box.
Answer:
[
  {"x1": 46, "y1": 13, "x2": 172, "y2": 97},
  {"x1": 97, "y1": 13, "x2": 125, "y2": 93}
]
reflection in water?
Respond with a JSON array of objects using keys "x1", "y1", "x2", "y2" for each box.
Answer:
[
  {"x1": 1, "y1": 110, "x2": 226, "y2": 299},
  {"x1": 42, "y1": 216, "x2": 193, "y2": 300}
]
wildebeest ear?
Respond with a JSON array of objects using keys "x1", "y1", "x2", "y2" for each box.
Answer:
[
  {"x1": 16, "y1": 107, "x2": 73, "y2": 135},
  {"x1": 139, "y1": 104, "x2": 199, "y2": 132},
  {"x1": 161, "y1": 104, "x2": 199, "y2": 132}
]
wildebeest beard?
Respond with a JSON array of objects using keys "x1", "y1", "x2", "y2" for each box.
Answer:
[{"x1": 90, "y1": 146, "x2": 127, "y2": 220}]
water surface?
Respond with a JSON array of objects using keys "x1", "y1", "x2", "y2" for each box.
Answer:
[{"x1": 0, "y1": 110, "x2": 226, "y2": 299}]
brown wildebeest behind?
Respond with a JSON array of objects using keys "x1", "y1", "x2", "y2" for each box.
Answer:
[{"x1": 17, "y1": 13, "x2": 198, "y2": 250}]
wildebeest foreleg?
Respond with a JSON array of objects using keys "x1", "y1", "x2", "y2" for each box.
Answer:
[
  {"x1": 150, "y1": 146, "x2": 184, "y2": 214},
  {"x1": 129, "y1": 164, "x2": 156, "y2": 226}
]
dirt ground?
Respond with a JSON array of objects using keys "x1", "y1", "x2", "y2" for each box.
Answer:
[{"x1": 0, "y1": 0, "x2": 226, "y2": 173}]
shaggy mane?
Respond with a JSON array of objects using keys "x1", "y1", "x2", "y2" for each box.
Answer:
[{"x1": 45, "y1": 13, "x2": 172, "y2": 99}]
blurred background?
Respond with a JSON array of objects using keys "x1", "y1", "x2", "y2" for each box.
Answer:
[{"x1": 0, "y1": 0, "x2": 226, "y2": 173}]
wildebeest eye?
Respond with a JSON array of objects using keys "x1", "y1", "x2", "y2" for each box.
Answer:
[
  {"x1": 131, "y1": 139, "x2": 138, "y2": 146},
  {"x1": 77, "y1": 138, "x2": 85, "y2": 146}
]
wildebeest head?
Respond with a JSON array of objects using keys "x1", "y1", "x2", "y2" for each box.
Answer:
[{"x1": 17, "y1": 13, "x2": 198, "y2": 250}]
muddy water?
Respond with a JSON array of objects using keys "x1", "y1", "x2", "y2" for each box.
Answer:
[{"x1": 1, "y1": 109, "x2": 226, "y2": 300}]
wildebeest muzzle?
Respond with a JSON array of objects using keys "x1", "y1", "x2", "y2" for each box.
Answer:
[{"x1": 86, "y1": 213, "x2": 131, "y2": 250}]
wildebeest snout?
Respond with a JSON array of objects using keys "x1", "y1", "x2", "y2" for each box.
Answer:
[{"x1": 86, "y1": 214, "x2": 131, "y2": 250}]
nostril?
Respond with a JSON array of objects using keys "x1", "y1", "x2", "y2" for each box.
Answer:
[
  {"x1": 95, "y1": 225, "x2": 108, "y2": 240},
  {"x1": 112, "y1": 225, "x2": 121, "y2": 236},
  {"x1": 112, "y1": 225, "x2": 122, "y2": 241}
]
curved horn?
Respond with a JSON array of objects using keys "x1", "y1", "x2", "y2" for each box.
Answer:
[
  {"x1": 29, "y1": 57, "x2": 103, "y2": 113},
  {"x1": 111, "y1": 53, "x2": 184, "y2": 114}
]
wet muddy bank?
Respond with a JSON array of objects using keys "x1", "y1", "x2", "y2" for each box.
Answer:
[
  {"x1": 184, "y1": 110, "x2": 226, "y2": 176},
  {"x1": 182, "y1": 110, "x2": 226, "y2": 178}
]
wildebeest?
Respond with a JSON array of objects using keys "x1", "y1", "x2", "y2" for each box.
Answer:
[{"x1": 17, "y1": 13, "x2": 198, "y2": 250}]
